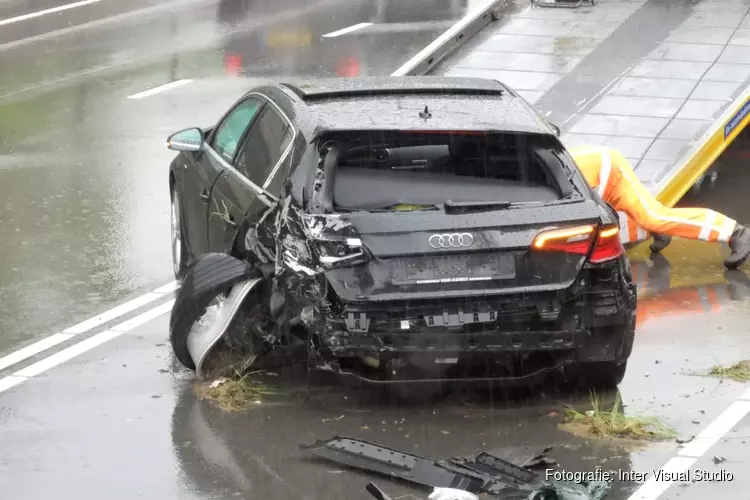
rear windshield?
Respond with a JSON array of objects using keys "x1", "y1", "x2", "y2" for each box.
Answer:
[{"x1": 325, "y1": 131, "x2": 572, "y2": 212}]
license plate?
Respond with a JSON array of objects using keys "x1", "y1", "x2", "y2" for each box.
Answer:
[{"x1": 390, "y1": 253, "x2": 516, "y2": 285}]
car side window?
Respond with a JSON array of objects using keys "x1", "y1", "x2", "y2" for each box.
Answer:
[
  {"x1": 210, "y1": 98, "x2": 263, "y2": 162},
  {"x1": 235, "y1": 106, "x2": 290, "y2": 187}
]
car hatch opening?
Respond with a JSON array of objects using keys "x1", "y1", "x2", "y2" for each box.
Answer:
[{"x1": 320, "y1": 130, "x2": 576, "y2": 213}]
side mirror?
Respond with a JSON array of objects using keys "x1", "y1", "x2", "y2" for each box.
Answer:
[
  {"x1": 549, "y1": 122, "x2": 561, "y2": 137},
  {"x1": 166, "y1": 127, "x2": 204, "y2": 152}
]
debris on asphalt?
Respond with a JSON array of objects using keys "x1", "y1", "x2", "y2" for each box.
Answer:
[
  {"x1": 195, "y1": 373, "x2": 278, "y2": 412},
  {"x1": 713, "y1": 456, "x2": 726, "y2": 465},
  {"x1": 210, "y1": 378, "x2": 228, "y2": 389},
  {"x1": 675, "y1": 436, "x2": 694, "y2": 445},
  {"x1": 708, "y1": 360, "x2": 750, "y2": 382},
  {"x1": 302, "y1": 436, "x2": 610, "y2": 499},
  {"x1": 323, "y1": 415, "x2": 346, "y2": 422},
  {"x1": 692, "y1": 421, "x2": 700, "y2": 425},
  {"x1": 365, "y1": 482, "x2": 394, "y2": 500},
  {"x1": 429, "y1": 487, "x2": 479, "y2": 500},
  {"x1": 562, "y1": 393, "x2": 676, "y2": 441},
  {"x1": 521, "y1": 447, "x2": 558, "y2": 469}
]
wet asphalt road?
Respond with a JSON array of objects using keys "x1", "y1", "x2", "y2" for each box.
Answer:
[
  {"x1": 2, "y1": 184, "x2": 750, "y2": 500},
  {"x1": 1, "y1": 129, "x2": 750, "y2": 500},
  {"x1": 0, "y1": 0, "x2": 469, "y2": 357},
  {"x1": 2, "y1": 1, "x2": 750, "y2": 499}
]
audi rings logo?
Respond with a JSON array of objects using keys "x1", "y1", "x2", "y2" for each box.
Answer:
[{"x1": 429, "y1": 233, "x2": 474, "y2": 249}]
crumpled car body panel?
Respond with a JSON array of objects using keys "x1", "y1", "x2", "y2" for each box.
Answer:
[{"x1": 186, "y1": 278, "x2": 263, "y2": 379}]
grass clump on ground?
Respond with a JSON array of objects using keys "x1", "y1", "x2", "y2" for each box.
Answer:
[
  {"x1": 708, "y1": 360, "x2": 750, "y2": 382},
  {"x1": 562, "y1": 392, "x2": 677, "y2": 441},
  {"x1": 196, "y1": 369, "x2": 278, "y2": 412}
]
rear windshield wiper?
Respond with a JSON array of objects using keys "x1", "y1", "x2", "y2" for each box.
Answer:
[{"x1": 444, "y1": 199, "x2": 513, "y2": 213}]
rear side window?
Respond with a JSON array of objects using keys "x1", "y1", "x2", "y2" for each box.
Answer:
[
  {"x1": 326, "y1": 131, "x2": 571, "y2": 211},
  {"x1": 235, "y1": 107, "x2": 290, "y2": 186},
  {"x1": 210, "y1": 98, "x2": 263, "y2": 162}
]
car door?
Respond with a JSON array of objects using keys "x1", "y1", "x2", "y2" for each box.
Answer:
[
  {"x1": 208, "y1": 96, "x2": 295, "y2": 258},
  {"x1": 184, "y1": 97, "x2": 264, "y2": 257}
]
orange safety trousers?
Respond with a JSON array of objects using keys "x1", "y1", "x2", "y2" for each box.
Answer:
[{"x1": 569, "y1": 146, "x2": 737, "y2": 244}]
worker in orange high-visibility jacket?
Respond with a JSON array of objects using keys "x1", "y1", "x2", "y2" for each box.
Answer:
[{"x1": 569, "y1": 146, "x2": 750, "y2": 270}]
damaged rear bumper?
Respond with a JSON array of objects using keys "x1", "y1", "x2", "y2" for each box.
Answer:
[{"x1": 322, "y1": 288, "x2": 635, "y2": 356}]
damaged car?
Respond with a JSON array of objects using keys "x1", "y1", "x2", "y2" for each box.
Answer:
[{"x1": 166, "y1": 76, "x2": 636, "y2": 391}]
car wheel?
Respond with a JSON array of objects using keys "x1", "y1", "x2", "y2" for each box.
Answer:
[
  {"x1": 169, "y1": 253, "x2": 251, "y2": 370},
  {"x1": 577, "y1": 361, "x2": 627, "y2": 390},
  {"x1": 171, "y1": 187, "x2": 189, "y2": 280}
]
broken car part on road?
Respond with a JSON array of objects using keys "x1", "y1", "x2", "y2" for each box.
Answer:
[
  {"x1": 305, "y1": 436, "x2": 610, "y2": 500},
  {"x1": 167, "y1": 77, "x2": 637, "y2": 392},
  {"x1": 366, "y1": 482, "x2": 480, "y2": 500}
]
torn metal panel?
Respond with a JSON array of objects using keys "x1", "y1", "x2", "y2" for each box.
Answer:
[
  {"x1": 187, "y1": 278, "x2": 263, "y2": 379},
  {"x1": 302, "y1": 437, "x2": 610, "y2": 500}
]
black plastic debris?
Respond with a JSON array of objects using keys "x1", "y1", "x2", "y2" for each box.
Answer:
[
  {"x1": 302, "y1": 437, "x2": 610, "y2": 499},
  {"x1": 365, "y1": 482, "x2": 395, "y2": 500}
]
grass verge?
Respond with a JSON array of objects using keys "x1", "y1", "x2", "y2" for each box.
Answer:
[
  {"x1": 708, "y1": 360, "x2": 750, "y2": 382},
  {"x1": 562, "y1": 392, "x2": 677, "y2": 441}
]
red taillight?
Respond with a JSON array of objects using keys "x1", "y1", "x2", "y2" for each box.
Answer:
[
  {"x1": 336, "y1": 56, "x2": 360, "y2": 77},
  {"x1": 589, "y1": 225, "x2": 623, "y2": 263},
  {"x1": 531, "y1": 224, "x2": 596, "y2": 255},
  {"x1": 224, "y1": 53, "x2": 243, "y2": 75},
  {"x1": 531, "y1": 224, "x2": 623, "y2": 263}
]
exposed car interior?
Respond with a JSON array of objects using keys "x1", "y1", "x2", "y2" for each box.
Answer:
[{"x1": 329, "y1": 132, "x2": 569, "y2": 211}]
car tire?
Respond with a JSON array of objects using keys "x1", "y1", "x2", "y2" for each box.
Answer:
[
  {"x1": 577, "y1": 361, "x2": 627, "y2": 390},
  {"x1": 171, "y1": 187, "x2": 189, "y2": 281},
  {"x1": 169, "y1": 253, "x2": 251, "y2": 370}
]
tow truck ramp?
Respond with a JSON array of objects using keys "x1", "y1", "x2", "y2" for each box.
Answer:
[{"x1": 429, "y1": 0, "x2": 750, "y2": 246}]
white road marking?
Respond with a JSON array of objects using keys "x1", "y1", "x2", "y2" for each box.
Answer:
[
  {"x1": 627, "y1": 456, "x2": 697, "y2": 500},
  {"x1": 110, "y1": 300, "x2": 176, "y2": 332},
  {"x1": 0, "y1": 300, "x2": 175, "y2": 393},
  {"x1": 0, "y1": 376, "x2": 26, "y2": 393},
  {"x1": 626, "y1": 387, "x2": 750, "y2": 500},
  {"x1": 0, "y1": 333, "x2": 74, "y2": 372},
  {"x1": 63, "y1": 292, "x2": 163, "y2": 334},
  {"x1": 127, "y1": 79, "x2": 193, "y2": 99},
  {"x1": 0, "y1": 283, "x2": 179, "y2": 374},
  {"x1": 153, "y1": 280, "x2": 179, "y2": 294},
  {"x1": 676, "y1": 399, "x2": 750, "y2": 457},
  {"x1": 0, "y1": 0, "x2": 102, "y2": 27},
  {"x1": 14, "y1": 330, "x2": 124, "y2": 378},
  {"x1": 322, "y1": 22, "x2": 372, "y2": 38}
]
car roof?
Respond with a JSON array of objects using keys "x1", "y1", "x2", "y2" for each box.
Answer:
[{"x1": 252, "y1": 77, "x2": 555, "y2": 139}]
